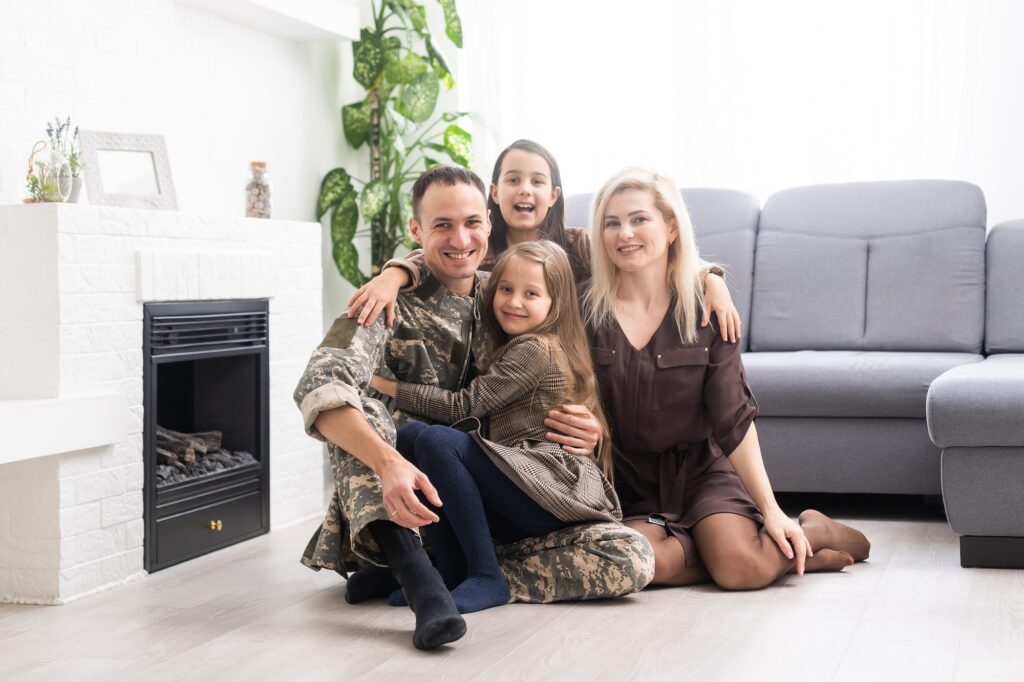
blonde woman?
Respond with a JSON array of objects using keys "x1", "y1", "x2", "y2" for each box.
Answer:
[{"x1": 585, "y1": 168, "x2": 870, "y2": 588}]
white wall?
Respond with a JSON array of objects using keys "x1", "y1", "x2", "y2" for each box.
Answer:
[
  {"x1": 458, "y1": 0, "x2": 1024, "y2": 227},
  {"x1": 955, "y1": 1, "x2": 1024, "y2": 228},
  {"x1": 0, "y1": 0, "x2": 343, "y2": 225}
]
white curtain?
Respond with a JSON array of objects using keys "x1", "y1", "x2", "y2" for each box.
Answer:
[{"x1": 458, "y1": 0, "x2": 1024, "y2": 226}]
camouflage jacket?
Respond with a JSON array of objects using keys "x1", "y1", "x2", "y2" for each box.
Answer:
[{"x1": 295, "y1": 272, "x2": 492, "y2": 438}]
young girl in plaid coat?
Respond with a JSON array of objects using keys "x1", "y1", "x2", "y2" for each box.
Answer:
[{"x1": 370, "y1": 240, "x2": 620, "y2": 614}]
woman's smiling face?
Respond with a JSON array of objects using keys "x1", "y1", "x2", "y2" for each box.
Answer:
[{"x1": 601, "y1": 188, "x2": 679, "y2": 274}]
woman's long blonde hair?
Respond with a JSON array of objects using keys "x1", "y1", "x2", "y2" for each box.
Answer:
[
  {"x1": 583, "y1": 168, "x2": 705, "y2": 343},
  {"x1": 482, "y1": 241, "x2": 614, "y2": 478}
]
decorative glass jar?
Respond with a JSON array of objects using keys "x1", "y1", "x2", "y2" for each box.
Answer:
[{"x1": 245, "y1": 161, "x2": 271, "y2": 219}]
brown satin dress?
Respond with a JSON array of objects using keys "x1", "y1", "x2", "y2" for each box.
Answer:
[{"x1": 590, "y1": 305, "x2": 763, "y2": 566}]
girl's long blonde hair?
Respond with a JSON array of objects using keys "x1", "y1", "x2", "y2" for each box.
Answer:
[
  {"x1": 482, "y1": 241, "x2": 614, "y2": 479},
  {"x1": 583, "y1": 168, "x2": 705, "y2": 343}
]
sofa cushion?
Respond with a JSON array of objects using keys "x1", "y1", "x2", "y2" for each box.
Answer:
[
  {"x1": 927, "y1": 354, "x2": 1024, "y2": 448},
  {"x1": 566, "y1": 188, "x2": 760, "y2": 351},
  {"x1": 743, "y1": 350, "x2": 982, "y2": 418},
  {"x1": 751, "y1": 180, "x2": 986, "y2": 353},
  {"x1": 986, "y1": 220, "x2": 1024, "y2": 354}
]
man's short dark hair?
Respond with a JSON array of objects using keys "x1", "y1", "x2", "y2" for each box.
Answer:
[{"x1": 411, "y1": 165, "x2": 487, "y2": 220}]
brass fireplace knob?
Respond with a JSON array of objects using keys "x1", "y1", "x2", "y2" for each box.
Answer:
[{"x1": 209, "y1": 520, "x2": 223, "y2": 531}]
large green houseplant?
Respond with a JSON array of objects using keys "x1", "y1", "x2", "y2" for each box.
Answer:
[{"x1": 317, "y1": 0, "x2": 471, "y2": 287}]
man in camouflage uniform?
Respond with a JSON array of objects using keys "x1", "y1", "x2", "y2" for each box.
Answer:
[{"x1": 295, "y1": 167, "x2": 654, "y2": 616}]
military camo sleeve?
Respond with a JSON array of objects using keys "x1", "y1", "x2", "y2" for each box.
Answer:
[
  {"x1": 394, "y1": 334, "x2": 551, "y2": 424},
  {"x1": 293, "y1": 315, "x2": 390, "y2": 441},
  {"x1": 382, "y1": 249, "x2": 429, "y2": 293}
]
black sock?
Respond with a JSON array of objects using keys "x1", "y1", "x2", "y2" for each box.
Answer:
[
  {"x1": 367, "y1": 520, "x2": 466, "y2": 649},
  {"x1": 385, "y1": 523, "x2": 466, "y2": 607},
  {"x1": 344, "y1": 564, "x2": 401, "y2": 604}
]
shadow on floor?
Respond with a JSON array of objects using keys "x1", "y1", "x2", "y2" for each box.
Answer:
[{"x1": 775, "y1": 492, "x2": 947, "y2": 523}]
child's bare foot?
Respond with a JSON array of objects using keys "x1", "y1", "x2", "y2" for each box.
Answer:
[
  {"x1": 802, "y1": 548, "x2": 854, "y2": 573},
  {"x1": 799, "y1": 509, "x2": 871, "y2": 562}
]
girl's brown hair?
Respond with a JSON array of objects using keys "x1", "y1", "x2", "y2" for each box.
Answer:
[{"x1": 482, "y1": 240, "x2": 614, "y2": 479}]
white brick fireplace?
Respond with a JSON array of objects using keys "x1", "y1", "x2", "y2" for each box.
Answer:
[{"x1": 0, "y1": 204, "x2": 325, "y2": 604}]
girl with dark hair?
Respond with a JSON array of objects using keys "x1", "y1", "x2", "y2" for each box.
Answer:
[
  {"x1": 368, "y1": 241, "x2": 621, "y2": 614},
  {"x1": 346, "y1": 139, "x2": 742, "y2": 344},
  {"x1": 484, "y1": 139, "x2": 584, "y2": 279}
]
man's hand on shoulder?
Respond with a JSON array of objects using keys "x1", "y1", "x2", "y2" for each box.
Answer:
[{"x1": 544, "y1": 404, "x2": 600, "y2": 457}]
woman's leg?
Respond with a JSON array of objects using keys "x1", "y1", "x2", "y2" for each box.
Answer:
[
  {"x1": 624, "y1": 520, "x2": 710, "y2": 587},
  {"x1": 691, "y1": 513, "x2": 854, "y2": 591},
  {"x1": 799, "y1": 509, "x2": 871, "y2": 562},
  {"x1": 413, "y1": 425, "x2": 512, "y2": 613}
]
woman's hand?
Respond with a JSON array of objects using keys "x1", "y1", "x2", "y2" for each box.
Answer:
[
  {"x1": 368, "y1": 375, "x2": 397, "y2": 398},
  {"x1": 543, "y1": 404, "x2": 600, "y2": 457},
  {"x1": 701, "y1": 273, "x2": 741, "y2": 343},
  {"x1": 762, "y1": 505, "x2": 813, "y2": 575},
  {"x1": 347, "y1": 268, "x2": 410, "y2": 328}
]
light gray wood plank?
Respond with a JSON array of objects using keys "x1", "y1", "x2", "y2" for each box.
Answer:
[{"x1": 1, "y1": 513, "x2": 1020, "y2": 681}]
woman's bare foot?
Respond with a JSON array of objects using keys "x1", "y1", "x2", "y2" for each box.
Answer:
[
  {"x1": 798, "y1": 509, "x2": 871, "y2": 562},
  {"x1": 801, "y1": 548, "x2": 854, "y2": 573}
]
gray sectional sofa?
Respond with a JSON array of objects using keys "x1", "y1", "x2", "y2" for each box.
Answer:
[{"x1": 566, "y1": 180, "x2": 1023, "y2": 568}]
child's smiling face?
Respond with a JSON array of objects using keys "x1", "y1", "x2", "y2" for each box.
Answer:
[
  {"x1": 490, "y1": 149, "x2": 561, "y2": 236},
  {"x1": 492, "y1": 255, "x2": 553, "y2": 336}
]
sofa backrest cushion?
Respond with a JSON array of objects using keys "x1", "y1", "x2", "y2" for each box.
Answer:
[
  {"x1": 751, "y1": 180, "x2": 986, "y2": 353},
  {"x1": 986, "y1": 220, "x2": 1024, "y2": 354},
  {"x1": 565, "y1": 188, "x2": 760, "y2": 351}
]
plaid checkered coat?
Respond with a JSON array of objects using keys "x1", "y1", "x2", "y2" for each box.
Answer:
[{"x1": 395, "y1": 333, "x2": 621, "y2": 524}]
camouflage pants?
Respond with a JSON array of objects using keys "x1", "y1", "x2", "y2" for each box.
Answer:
[
  {"x1": 301, "y1": 398, "x2": 396, "y2": 569},
  {"x1": 300, "y1": 400, "x2": 656, "y2": 602},
  {"x1": 497, "y1": 522, "x2": 655, "y2": 603}
]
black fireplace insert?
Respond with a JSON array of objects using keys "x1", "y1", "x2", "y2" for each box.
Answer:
[{"x1": 143, "y1": 299, "x2": 270, "y2": 572}]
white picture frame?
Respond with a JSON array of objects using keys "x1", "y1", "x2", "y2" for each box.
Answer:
[{"x1": 79, "y1": 131, "x2": 178, "y2": 210}]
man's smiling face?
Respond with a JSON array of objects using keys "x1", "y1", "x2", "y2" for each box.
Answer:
[{"x1": 410, "y1": 182, "x2": 491, "y2": 296}]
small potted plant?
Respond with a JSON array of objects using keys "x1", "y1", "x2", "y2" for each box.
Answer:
[
  {"x1": 24, "y1": 140, "x2": 72, "y2": 203},
  {"x1": 46, "y1": 116, "x2": 84, "y2": 202}
]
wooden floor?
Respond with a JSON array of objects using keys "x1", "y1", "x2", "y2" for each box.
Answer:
[{"x1": 2, "y1": 496, "x2": 1023, "y2": 682}]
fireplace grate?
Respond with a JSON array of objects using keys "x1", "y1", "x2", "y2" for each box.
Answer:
[
  {"x1": 144, "y1": 299, "x2": 270, "y2": 572},
  {"x1": 149, "y1": 311, "x2": 268, "y2": 355}
]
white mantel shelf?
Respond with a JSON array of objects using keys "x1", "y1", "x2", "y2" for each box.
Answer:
[
  {"x1": 176, "y1": 0, "x2": 360, "y2": 42},
  {"x1": 0, "y1": 395, "x2": 128, "y2": 465}
]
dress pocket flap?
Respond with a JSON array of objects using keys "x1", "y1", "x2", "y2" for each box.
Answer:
[
  {"x1": 592, "y1": 348, "x2": 616, "y2": 366},
  {"x1": 656, "y1": 347, "x2": 709, "y2": 368}
]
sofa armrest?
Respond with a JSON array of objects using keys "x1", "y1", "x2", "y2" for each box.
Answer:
[{"x1": 927, "y1": 354, "x2": 1024, "y2": 448}]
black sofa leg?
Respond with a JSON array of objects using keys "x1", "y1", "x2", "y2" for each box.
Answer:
[{"x1": 960, "y1": 536, "x2": 1024, "y2": 568}]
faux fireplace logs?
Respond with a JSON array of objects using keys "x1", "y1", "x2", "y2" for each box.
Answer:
[{"x1": 155, "y1": 426, "x2": 259, "y2": 486}]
